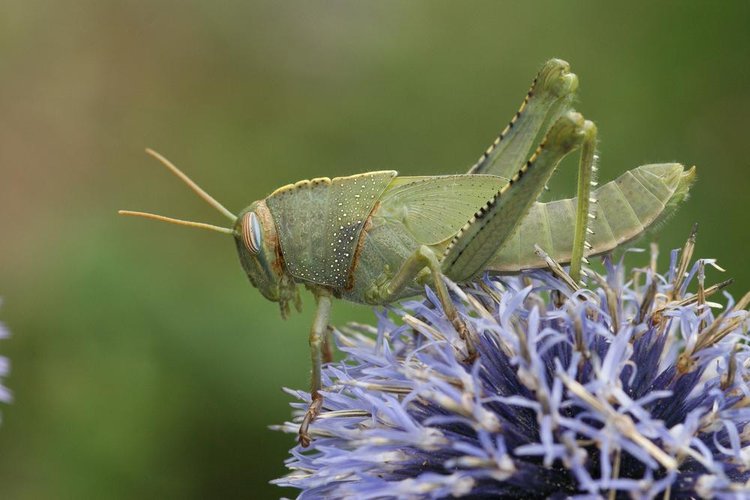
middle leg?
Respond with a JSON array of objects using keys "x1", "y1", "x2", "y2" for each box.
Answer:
[{"x1": 366, "y1": 245, "x2": 477, "y2": 360}]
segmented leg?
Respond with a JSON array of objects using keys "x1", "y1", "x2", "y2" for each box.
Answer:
[
  {"x1": 443, "y1": 111, "x2": 597, "y2": 283},
  {"x1": 569, "y1": 122, "x2": 598, "y2": 283},
  {"x1": 322, "y1": 325, "x2": 334, "y2": 364},
  {"x1": 468, "y1": 58, "x2": 578, "y2": 178},
  {"x1": 367, "y1": 245, "x2": 477, "y2": 360},
  {"x1": 298, "y1": 290, "x2": 332, "y2": 447}
]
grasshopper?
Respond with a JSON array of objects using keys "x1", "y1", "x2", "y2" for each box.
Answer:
[{"x1": 120, "y1": 59, "x2": 695, "y2": 446}]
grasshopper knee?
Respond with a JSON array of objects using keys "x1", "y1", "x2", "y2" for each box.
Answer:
[
  {"x1": 545, "y1": 111, "x2": 592, "y2": 154},
  {"x1": 537, "y1": 58, "x2": 579, "y2": 98},
  {"x1": 416, "y1": 245, "x2": 441, "y2": 269}
]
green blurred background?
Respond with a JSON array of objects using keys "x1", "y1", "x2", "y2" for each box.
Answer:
[{"x1": 0, "y1": 1, "x2": 748, "y2": 498}]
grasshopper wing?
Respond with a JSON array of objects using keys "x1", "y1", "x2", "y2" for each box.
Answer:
[
  {"x1": 489, "y1": 163, "x2": 696, "y2": 271},
  {"x1": 375, "y1": 175, "x2": 508, "y2": 246}
]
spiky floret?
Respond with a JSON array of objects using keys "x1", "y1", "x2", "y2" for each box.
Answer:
[
  {"x1": 0, "y1": 302, "x2": 11, "y2": 410},
  {"x1": 274, "y1": 237, "x2": 750, "y2": 499}
]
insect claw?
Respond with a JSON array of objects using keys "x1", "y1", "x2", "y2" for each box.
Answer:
[{"x1": 298, "y1": 393, "x2": 324, "y2": 448}]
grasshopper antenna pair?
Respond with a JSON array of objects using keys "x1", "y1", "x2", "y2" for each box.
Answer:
[{"x1": 119, "y1": 149, "x2": 237, "y2": 235}]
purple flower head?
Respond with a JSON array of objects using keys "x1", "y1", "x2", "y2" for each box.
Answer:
[
  {"x1": 0, "y1": 300, "x2": 11, "y2": 408},
  {"x1": 274, "y1": 237, "x2": 750, "y2": 499}
]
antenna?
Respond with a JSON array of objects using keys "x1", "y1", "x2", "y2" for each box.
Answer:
[
  {"x1": 118, "y1": 149, "x2": 238, "y2": 235},
  {"x1": 144, "y1": 148, "x2": 237, "y2": 222},
  {"x1": 118, "y1": 210, "x2": 234, "y2": 235}
]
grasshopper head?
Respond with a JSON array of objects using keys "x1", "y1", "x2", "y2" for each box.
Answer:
[
  {"x1": 234, "y1": 201, "x2": 300, "y2": 318},
  {"x1": 119, "y1": 149, "x2": 300, "y2": 318}
]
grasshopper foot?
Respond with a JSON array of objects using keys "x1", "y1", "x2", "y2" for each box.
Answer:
[{"x1": 298, "y1": 392, "x2": 323, "y2": 447}]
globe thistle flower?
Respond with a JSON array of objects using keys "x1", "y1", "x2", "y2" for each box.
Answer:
[
  {"x1": 274, "y1": 231, "x2": 750, "y2": 499},
  {"x1": 0, "y1": 302, "x2": 11, "y2": 409}
]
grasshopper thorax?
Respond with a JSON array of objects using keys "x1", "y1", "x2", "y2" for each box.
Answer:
[{"x1": 234, "y1": 201, "x2": 300, "y2": 318}]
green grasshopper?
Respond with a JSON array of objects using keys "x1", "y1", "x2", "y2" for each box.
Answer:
[{"x1": 120, "y1": 59, "x2": 695, "y2": 446}]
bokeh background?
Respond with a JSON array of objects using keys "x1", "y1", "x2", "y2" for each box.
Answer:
[{"x1": 0, "y1": 1, "x2": 748, "y2": 498}]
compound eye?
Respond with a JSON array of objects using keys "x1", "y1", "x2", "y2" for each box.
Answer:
[{"x1": 242, "y1": 212, "x2": 262, "y2": 254}]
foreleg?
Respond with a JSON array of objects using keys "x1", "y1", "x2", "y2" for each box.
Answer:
[{"x1": 298, "y1": 290, "x2": 332, "y2": 447}]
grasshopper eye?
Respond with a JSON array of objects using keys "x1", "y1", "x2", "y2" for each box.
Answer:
[{"x1": 242, "y1": 212, "x2": 262, "y2": 254}]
